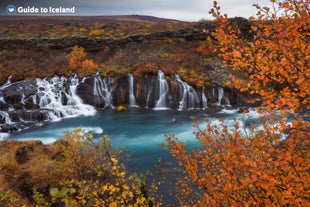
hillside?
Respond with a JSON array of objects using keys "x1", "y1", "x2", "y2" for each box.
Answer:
[{"x1": 0, "y1": 15, "x2": 226, "y2": 84}]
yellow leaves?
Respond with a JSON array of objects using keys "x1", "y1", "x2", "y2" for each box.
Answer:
[
  {"x1": 102, "y1": 185, "x2": 108, "y2": 191},
  {"x1": 68, "y1": 45, "x2": 86, "y2": 70},
  {"x1": 110, "y1": 157, "x2": 118, "y2": 164},
  {"x1": 88, "y1": 29, "x2": 102, "y2": 37},
  {"x1": 109, "y1": 202, "x2": 118, "y2": 207},
  {"x1": 136, "y1": 196, "x2": 146, "y2": 204},
  {"x1": 68, "y1": 45, "x2": 98, "y2": 77},
  {"x1": 91, "y1": 191, "x2": 98, "y2": 197}
]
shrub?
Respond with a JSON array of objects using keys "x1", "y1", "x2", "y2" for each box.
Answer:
[{"x1": 0, "y1": 129, "x2": 159, "y2": 206}]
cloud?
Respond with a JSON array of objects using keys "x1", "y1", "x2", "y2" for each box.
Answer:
[
  {"x1": 75, "y1": 0, "x2": 273, "y2": 21},
  {"x1": 75, "y1": 0, "x2": 213, "y2": 21}
]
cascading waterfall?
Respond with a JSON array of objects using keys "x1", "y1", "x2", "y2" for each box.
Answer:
[
  {"x1": 0, "y1": 75, "x2": 12, "y2": 90},
  {"x1": 154, "y1": 70, "x2": 169, "y2": 109},
  {"x1": 0, "y1": 111, "x2": 13, "y2": 125},
  {"x1": 224, "y1": 96, "x2": 231, "y2": 107},
  {"x1": 217, "y1": 87, "x2": 224, "y2": 106},
  {"x1": 0, "y1": 96, "x2": 13, "y2": 139},
  {"x1": 93, "y1": 75, "x2": 115, "y2": 109},
  {"x1": 127, "y1": 74, "x2": 138, "y2": 107},
  {"x1": 34, "y1": 75, "x2": 96, "y2": 121},
  {"x1": 216, "y1": 87, "x2": 231, "y2": 106},
  {"x1": 68, "y1": 75, "x2": 96, "y2": 115},
  {"x1": 202, "y1": 87, "x2": 208, "y2": 109},
  {"x1": 174, "y1": 74, "x2": 200, "y2": 110},
  {"x1": 0, "y1": 71, "x2": 236, "y2": 135},
  {"x1": 0, "y1": 97, "x2": 6, "y2": 105}
]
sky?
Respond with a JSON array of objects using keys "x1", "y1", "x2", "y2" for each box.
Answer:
[{"x1": 0, "y1": 0, "x2": 273, "y2": 21}]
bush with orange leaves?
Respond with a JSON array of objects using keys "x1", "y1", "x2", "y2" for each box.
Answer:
[
  {"x1": 165, "y1": 0, "x2": 309, "y2": 206},
  {"x1": 68, "y1": 45, "x2": 98, "y2": 77}
]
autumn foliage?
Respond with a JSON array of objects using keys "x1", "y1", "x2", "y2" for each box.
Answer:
[
  {"x1": 210, "y1": 0, "x2": 310, "y2": 115},
  {"x1": 67, "y1": 45, "x2": 98, "y2": 77},
  {"x1": 166, "y1": 0, "x2": 309, "y2": 206},
  {"x1": 0, "y1": 129, "x2": 159, "y2": 206}
]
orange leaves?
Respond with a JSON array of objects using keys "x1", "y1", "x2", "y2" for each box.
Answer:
[
  {"x1": 68, "y1": 45, "x2": 98, "y2": 77},
  {"x1": 166, "y1": 107, "x2": 310, "y2": 206},
  {"x1": 68, "y1": 45, "x2": 86, "y2": 70},
  {"x1": 209, "y1": 0, "x2": 310, "y2": 116}
]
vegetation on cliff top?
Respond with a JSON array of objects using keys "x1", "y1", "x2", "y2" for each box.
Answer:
[{"x1": 0, "y1": 16, "x2": 232, "y2": 88}]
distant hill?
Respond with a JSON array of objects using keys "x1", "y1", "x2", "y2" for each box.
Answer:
[{"x1": 0, "y1": 15, "x2": 183, "y2": 25}]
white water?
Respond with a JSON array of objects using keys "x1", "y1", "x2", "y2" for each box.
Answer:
[
  {"x1": 154, "y1": 70, "x2": 169, "y2": 109},
  {"x1": 0, "y1": 132, "x2": 9, "y2": 140},
  {"x1": 216, "y1": 87, "x2": 231, "y2": 106},
  {"x1": 0, "y1": 102, "x2": 14, "y2": 139},
  {"x1": 93, "y1": 75, "x2": 115, "y2": 109},
  {"x1": 202, "y1": 87, "x2": 208, "y2": 109},
  {"x1": 217, "y1": 87, "x2": 224, "y2": 105},
  {"x1": 34, "y1": 75, "x2": 96, "y2": 121},
  {"x1": 175, "y1": 74, "x2": 200, "y2": 110},
  {"x1": 69, "y1": 75, "x2": 96, "y2": 116},
  {"x1": 127, "y1": 74, "x2": 138, "y2": 107},
  {"x1": 0, "y1": 111, "x2": 14, "y2": 125},
  {"x1": 0, "y1": 75, "x2": 12, "y2": 90}
]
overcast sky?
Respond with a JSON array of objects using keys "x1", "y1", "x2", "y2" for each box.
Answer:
[{"x1": 1, "y1": 0, "x2": 273, "y2": 21}]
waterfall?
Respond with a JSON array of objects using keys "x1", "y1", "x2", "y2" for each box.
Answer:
[
  {"x1": 93, "y1": 75, "x2": 115, "y2": 109},
  {"x1": 202, "y1": 87, "x2": 208, "y2": 109},
  {"x1": 217, "y1": 87, "x2": 224, "y2": 106},
  {"x1": 0, "y1": 75, "x2": 12, "y2": 90},
  {"x1": 68, "y1": 75, "x2": 97, "y2": 115},
  {"x1": 127, "y1": 74, "x2": 138, "y2": 107},
  {"x1": 224, "y1": 96, "x2": 231, "y2": 107},
  {"x1": 146, "y1": 88, "x2": 152, "y2": 108},
  {"x1": 154, "y1": 70, "x2": 169, "y2": 109},
  {"x1": 0, "y1": 108, "x2": 13, "y2": 139},
  {"x1": 216, "y1": 87, "x2": 231, "y2": 106},
  {"x1": 175, "y1": 74, "x2": 200, "y2": 110},
  {"x1": 34, "y1": 75, "x2": 96, "y2": 121},
  {"x1": 0, "y1": 97, "x2": 5, "y2": 104},
  {"x1": 0, "y1": 111, "x2": 13, "y2": 125}
]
